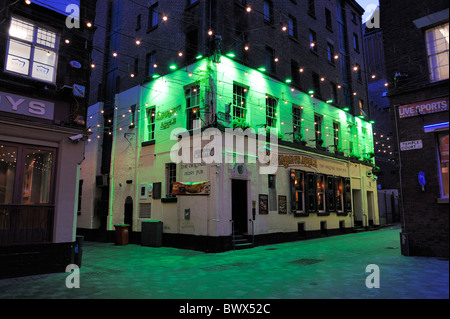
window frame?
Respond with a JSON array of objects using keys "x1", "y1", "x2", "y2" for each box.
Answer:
[
  {"x1": 148, "y1": 2, "x2": 159, "y2": 31},
  {"x1": 425, "y1": 23, "x2": 449, "y2": 83},
  {"x1": 266, "y1": 95, "x2": 278, "y2": 128},
  {"x1": 146, "y1": 106, "x2": 156, "y2": 141},
  {"x1": 437, "y1": 131, "x2": 449, "y2": 199},
  {"x1": 166, "y1": 163, "x2": 177, "y2": 198},
  {"x1": 5, "y1": 16, "x2": 59, "y2": 84},
  {"x1": 233, "y1": 83, "x2": 249, "y2": 120},
  {"x1": 185, "y1": 84, "x2": 201, "y2": 131}
]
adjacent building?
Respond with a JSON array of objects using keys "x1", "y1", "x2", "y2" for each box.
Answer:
[
  {"x1": 78, "y1": 0, "x2": 380, "y2": 251},
  {"x1": 0, "y1": 0, "x2": 96, "y2": 277},
  {"x1": 380, "y1": 0, "x2": 449, "y2": 257}
]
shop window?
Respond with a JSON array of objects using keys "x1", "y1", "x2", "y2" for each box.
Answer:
[
  {"x1": 336, "y1": 177, "x2": 344, "y2": 211},
  {"x1": 6, "y1": 17, "x2": 58, "y2": 83},
  {"x1": 317, "y1": 174, "x2": 325, "y2": 212},
  {"x1": 266, "y1": 95, "x2": 277, "y2": 128},
  {"x1": 290, "y1": 170, "x2": 305, "y2": 213},
  {"x1": 165, "y1": 163, "x2": 176, "y2": 198},
  {"x1": 233, "y1": 83, "x2": 248, "y2": 120},
  {"x1": 185, "y1": 85, "x2": 201, "y2": 131},
  {"x1": 146, "y1": 106, "x2": 156, "y2": 141},
  {"x1": 425, "y1": 23, "x2": 449, "y2": 82},
  {"x1": 0, "y1": 143, "x2": 54, "y2": 205},
  {"x1": 306, "y1": 172, "x2": 317, "y2": 213},
  {"x1": 326, "y1": 175, "x2": 336, "y2": 212},
  {"x1": 438, "y1": 132, "x2": 449, "y2": 198}
]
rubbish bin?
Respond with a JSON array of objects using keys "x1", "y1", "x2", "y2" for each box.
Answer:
[
  {"x1": 114, "y1": 224, "x2": 130, "y2": 245},
  {"x1": 141, "y1": 221, "x2": 163, "y2": 247},
  {"x1": 74, "y1": 235, "x2": 84, "y2": 267}
]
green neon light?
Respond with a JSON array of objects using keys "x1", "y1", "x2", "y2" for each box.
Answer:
[
  {"x1": 152, "y1": 74, "x2": 161, "y2": 79},
  {"x1": 258, "y1": 67, "x2": 267, "y2": 72},
  {"x1": 285, "y1": 78, "x2": 292, "y2": 84},
  {"x1": 326, "y1": 99, "x2": 333, "y2": 104},
  {"x1": 343, "y1": 107, "x2": 350, "y2": 111},
  {"x1": 369, "y1": 120, "x2": 375, "y2": 124},
  {"x1": 226, "y1": 52, "x2": 236, "y2": 58},
  {"x1": 308, "y1": 90, "x2": 314, "y2": 95},
  {"x1": 169, "y1": 64, "x2": 177, "y2": 70},
  {"x1": 196, "y1": 54, "x2": 203, "y2": 60}
]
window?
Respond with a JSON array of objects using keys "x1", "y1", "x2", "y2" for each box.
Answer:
[
  {"x1": 353, "y1": 33, "x2": 359, "y2": 52},
  {"x1": 333, "y1": 121, "x2": 340, "y2": 150},
  {"x1": 351, "y1": 11, "x2": 357, "y2": 24},
  {"x1": 146, "y1": 51, "x2": 156, "y2": 77},
  {"x1": 166, "y1": 163, "x2": 176, "y2": 198},
  {"x1": 356, "y1": 63, "x2": 362, "y2": 82},
  {"x1": 308, "y1": 0, "x2": 315, "y2": 16},
  {"x1": 335, "y1": 177, "x2": 344, "y2": 211},
  {"x1": 288, "y1": 15, "x2": 298, "y2": 38},
  {"x1": 185, "y1": 85, "x2": 201, "y2": 131},
  {"x1": 148, "y1": 3, "x2": 158, "y2": 30},
  {"x1": 233, "y1": 84, "x2": 248, "y2": 119},
  {"x1": 136, "y1": 14, "x2": 142, "y2": 30},
  {"x1": 292, "y1": 104, "x2": 302, "y2": 138},
  {"x1": 0, "y1": 143, "x2": 55, "y2": 205},
  {"x1": 438, "y1": 132, "x2": 449, "y2": 198},
  {"x1": 327, "y1": 42, "x2": 335, "y2": 63},
  {"x1": 265, "y1": 46, "x2": 276, "y2": 73},
  {"x1": 187, "y1": 0, "x2": 199, "y2": 6},
  {"x1": 325, "y1": 8, "x2": 332, "y2": 30},
  {"x1": 290, "y1": 170, "x2": 305, "y2": 212},
  {"x1": 359, "y1": 99, "x2": 365, "y2": 116},
  {"x1": 133, "y1": 58, "x2": 139, "y2": 76},
  {"x1": 314, "y1": 113, "x2": 323, "y2": 147},
  {"x1": 6, "y1": 17, "x2": 58, "y2": 83},
  {"x1": 317, "y1": 174, "x2": 325, "y2": 212},
  {"x1": 291, "y1": 60, "x2": 300, "y2": 86},
  {"x1": 309, "y1": 30, "x2": 317, "y2": 53},
  {"x1": 331, "y1": 82, "x2": 338, "y2": 104},
  {"x1": 268, "y1": 175, "x2": 277, "y2": 211},
  {"x1": 147, "y1": 106, "x2": 156, "y2": 140},
  {"x1": 185, "y1": 29, "x2": 199, "y2": 63},
  {"x1": 264, "y1": 0, "x2": 274, "y2": 24},
  {"x1": 306, "y1": 172, "x2": 317, "y2": 212},
  {"x1": 266, "y1": 95, "x2": 277, "y2": 128},
  {"x1": 425, "y1": 23, "x2": 449, "y2": 82},
  {"x1": 312, "y1": 72, "x2": 321, "y2": 97}
]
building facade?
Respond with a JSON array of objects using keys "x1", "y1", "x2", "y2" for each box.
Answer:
[
  {"x1": 0, "y1": 0, "x2": 96, "y2": 277},
  {"x1": 78, "y1": 0, "x2": 379, "y2": 251},
  {"x1": 380, "y1": 0, "x2": 449, "y2": 257}
]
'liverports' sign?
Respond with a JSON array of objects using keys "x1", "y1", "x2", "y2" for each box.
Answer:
[{"x1": 398, "y1": 97, "x2": 449, "y2": 119}]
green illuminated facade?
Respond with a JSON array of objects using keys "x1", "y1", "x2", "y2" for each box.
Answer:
[{"x1": 79, "y1": 55, "x2": 379, "y2": 252}]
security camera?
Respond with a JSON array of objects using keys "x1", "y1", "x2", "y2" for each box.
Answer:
[{"x1": 69, "y1": 134, "x2": 83, "y2": 141}]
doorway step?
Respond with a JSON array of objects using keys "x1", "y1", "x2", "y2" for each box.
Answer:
[{"x1": 232, "y1": 233, "x2": 254, "y2": 250}]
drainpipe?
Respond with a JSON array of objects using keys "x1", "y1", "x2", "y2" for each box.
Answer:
[{"x1": 393, "y1": 104, "x2": 406, "y2": 233}]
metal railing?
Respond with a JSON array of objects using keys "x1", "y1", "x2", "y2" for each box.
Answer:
[{"x1": 0, "y1": 204, "x2": 54, "y2": 245}]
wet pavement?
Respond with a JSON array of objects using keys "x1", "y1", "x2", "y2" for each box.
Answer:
[{"x1": 0, "y1": 225, "x2": 448, "y2": 300}]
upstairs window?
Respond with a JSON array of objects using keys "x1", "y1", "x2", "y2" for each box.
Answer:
[
  {"x1": 6, "y1": 17, "x2": 58, "y2": 83},
  {"x1": 233, "y1": 84, "x2": 248, "y2": 120},
  {"x1": 185, "y1": 85, "x2": 201, "y2": 131},
  {"x1": 426, "y1": 23, "x2": 449, "y2": 82},
  {"x1": 146, "y1": 106, "x2": 156, "y2": 141},
  {"x1": 266, "y1": 95, "x2": 278, "y2": 128},
  {"x1": 264, "y1": 0, "x2": 274, "y2": 24},
  {"x1": 148, "y1": 3, "x2": 159, "y2": 30}
]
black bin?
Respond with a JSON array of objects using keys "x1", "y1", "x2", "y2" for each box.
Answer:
[
  {"x1": 74, "y1": 235, "x2": 84, "y2": 267},
  {"x1": 141, "y1": 221, "x2": 163, "y2": 247}
]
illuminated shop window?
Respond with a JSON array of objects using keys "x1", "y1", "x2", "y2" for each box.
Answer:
[
  {"x1": 317, "y1": 174, "x2": 325, "y2": 212},
  {"x1": 426, "y1": 23, "x2": 449, "y2": 82},
  {"x1": 290, "y1": 170, "x2": 304, "y2": 212},
  {"x1": 6, "y1": 17, "x2": 58, "y2": 83},
  {"x1": 336, "y1": 177, "x2": 344, "y2": 211},
  {"x1": 438, "y1": 132, "x2": 449, "y2": 198}
]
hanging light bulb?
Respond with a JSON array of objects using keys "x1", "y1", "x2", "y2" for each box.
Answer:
[
  {"x1": 246, "y1": 6, "x2": 252, "y2": 12},
  {"x1": 136, "y1": 39, "x2": 141, "y2": 45}
]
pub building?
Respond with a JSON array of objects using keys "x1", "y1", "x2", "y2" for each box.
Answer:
[
  {"x1": 78, "y1": 56, "x2": 380, "y2": 252},
  {"x1": 0, "y1": 1, "x2": 96, "y2": 277}
]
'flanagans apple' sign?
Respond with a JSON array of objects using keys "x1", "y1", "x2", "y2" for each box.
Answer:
[
  {"x1": 398, "y1": 97, "x2": 448, "y2": 119},
  {"x1": 0, "y1": 91, "x2": 55, "y2": 120}
]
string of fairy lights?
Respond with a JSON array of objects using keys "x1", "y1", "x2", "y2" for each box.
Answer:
[{"x1": 16, "y1": 0, "x2": 396, "y2": 159}]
